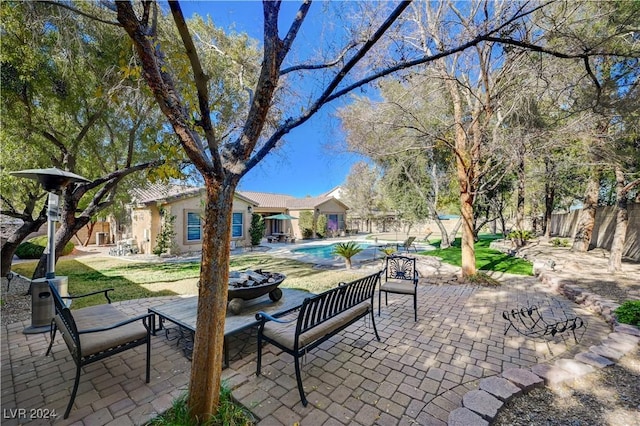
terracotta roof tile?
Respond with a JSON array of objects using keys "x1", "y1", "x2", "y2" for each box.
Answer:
[
  {"x1": 238, "y1": 191, "x2": 294, "y2": 209},
  {"x1": 130, "y1": 183, "x2": 202, "y2": 204}
]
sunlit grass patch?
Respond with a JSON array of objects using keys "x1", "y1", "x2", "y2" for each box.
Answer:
[{"x1": 421, "y1": 235, "x2": 533, "y2": 276}]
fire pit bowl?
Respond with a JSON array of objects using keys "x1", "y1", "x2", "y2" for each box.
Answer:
[{"x1": 227, "y1": 270, "x2": 286, "y2": 315}]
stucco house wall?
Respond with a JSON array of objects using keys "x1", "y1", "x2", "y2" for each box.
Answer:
[{"x1": 130, "y1": 187, "x2": 255, "y2": 255}]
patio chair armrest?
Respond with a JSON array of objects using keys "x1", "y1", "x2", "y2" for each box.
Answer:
[
  {"x1": 77, "y1": 313, "x2": 153, "y2": 334},
  {"x1": 63, "y1": 288, "x2": 115, "y2": 304},
  {"x1": 255, "y1": 311, "x2": 297, "y2": 324}
]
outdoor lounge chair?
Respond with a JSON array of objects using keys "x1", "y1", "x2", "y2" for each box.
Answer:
[
  {"x1": 46, "y1": 281, "x2": 153, "y2": 419},
  {"x1": 379, "y1": 255, "x2": 419, "y2": 321},
  {"x1": 422, "y1": 232, "x2": 433, "y2": 244},
  {"x1": 396, "y1": 236, "x2": 417, "y2": 252}
]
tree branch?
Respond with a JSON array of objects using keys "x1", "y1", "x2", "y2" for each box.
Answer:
[
  {"x1": 42, "y1": 0, "x2": 122, "y2": 26},
  {"x1": 168, "y1": 0, "x2": 220, "y2": 172},
  {"x1": 280, "y1": 41, "x2": 360, "y2": 75}
]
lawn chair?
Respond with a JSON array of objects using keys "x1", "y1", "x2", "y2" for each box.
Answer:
[
  {"x1": 396, "y1": 236, "x2": 417, "y2": 252},
  {"x1": 422, "y1": 232, "x2": 433, "y2": 244},
  {"x1": 45, "y1": 281, "x2": 153, "y2": 419},
  {"x1": 379, "y1": 255, "x2": 419, "y2": 321}
]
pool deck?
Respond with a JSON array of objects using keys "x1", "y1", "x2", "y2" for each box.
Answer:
[{"x1": 266, "y1": 238, "x2": 434, "y2": 268}]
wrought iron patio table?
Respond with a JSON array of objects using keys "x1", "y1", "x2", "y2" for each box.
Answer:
[{"x1": 148, "y1": 288, "x2": 311, "y2": 365}]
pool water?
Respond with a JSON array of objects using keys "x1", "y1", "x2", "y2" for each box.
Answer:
[{"x1": 291, "y1": 242, "x2": 373, "y2": 260}]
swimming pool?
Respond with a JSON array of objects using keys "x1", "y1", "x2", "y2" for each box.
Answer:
[{"x1": 291, "y1": 242, "x2": 374, "y2": 260}]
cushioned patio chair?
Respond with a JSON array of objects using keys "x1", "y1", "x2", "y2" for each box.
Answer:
[
  {"x1": 45, "y1": 281, "x2": 153, "y2": 419},
  {"x1": 379, "y1": 255, "x2": 419, "y2": 321},
  {"x1": 396, "y1": 236, "x2": 417, "y2": 252}
]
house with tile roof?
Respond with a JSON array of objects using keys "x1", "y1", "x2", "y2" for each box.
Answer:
[
  {"x1": 129, "y1": 184, "x2": 349, "y2": 254},
  {"x1": 237, "y1": 191, "x2": 349, "y2": 240},
  {"x1": 129, "y1": 183, "x2": 257, "y2": 254}
]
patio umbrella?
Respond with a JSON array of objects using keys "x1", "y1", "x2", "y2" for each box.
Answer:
[{"x1": 264, "y1": 213, "x2": 298, "y2": 220}]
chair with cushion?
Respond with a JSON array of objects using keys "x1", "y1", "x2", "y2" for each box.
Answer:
[
  {"x1": 379, "y1": 255, "x2": 419, "y2": 321},
  {"x1": 45, "y1": 281, "x2": 153, "y2": 419},
  {"x1": 396, "y1": 236, "x2": 417, "y2": 252}
]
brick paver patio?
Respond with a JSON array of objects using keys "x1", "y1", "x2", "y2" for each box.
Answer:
[{"x1": 2, "y1": 273, "x2": 618, "y2": 426}]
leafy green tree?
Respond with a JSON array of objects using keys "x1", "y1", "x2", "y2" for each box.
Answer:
[{"x1": 0, "y1": 2, "x2": 168, "y2": 277}]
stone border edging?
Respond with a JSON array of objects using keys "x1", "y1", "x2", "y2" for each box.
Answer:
[{"x1": 447, "y1": 264, "x2": 640, "y2": 425}]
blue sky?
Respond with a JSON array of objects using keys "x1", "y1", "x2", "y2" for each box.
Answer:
[{"x1": 179, "y1": 1, "x2": 364, "y2": 198}]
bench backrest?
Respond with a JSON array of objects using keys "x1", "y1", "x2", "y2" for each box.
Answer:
[
  {"x1": 296, "y1": 272, "x2": 379, "y2": 335},
  {"x1": 49, "y1": 281, "x2": 82, "y2": 361},
  {"x1": 384, "y1": 255, "x2": 417, "y2": 282},
  {"x1": 402, "y1": 236, "x2": 416, "y2": 248}
]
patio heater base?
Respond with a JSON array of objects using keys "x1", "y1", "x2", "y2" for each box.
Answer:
[
  {"x1": 23, "y1": 277, "x2": 68, "y2": 335},
  {"x1": 23, "y1": 324, "x2": 54, "y2": 335}
]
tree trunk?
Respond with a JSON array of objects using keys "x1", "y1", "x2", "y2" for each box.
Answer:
[
  {"x1": 434, "y1": 217, "x2": 451, "y2": 249},
  {"x1": 572, "y1": 167, "x2": 600, "y2": 252},
  {"x1": 188, "y1": 181, "x2": 234, "y2": 419},
  {"x1": 608, "y1": 166, "x2": 628, "y2": 272},
  {"x1": 83, "y1": 221, "x2": 96, "y2": 246},
  {"x1": 459, "y1": 189, "x2": 476, "y2": 277},
  {"x1": 516, "y1": 156, "x2": 526, "y2": 231},
  {"x1": 32, "y1": 206, "x2": 91, "y2": 279},
  {"x1": 543, "y1": 181, "x2": 555, "y2": 238},
  {"x1": 1, "y1": 215, "x2": 47, "y2": 276}
]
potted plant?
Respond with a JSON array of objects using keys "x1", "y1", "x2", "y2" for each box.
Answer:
[{"x1": 332, "y1": 241, "x2": 364, "y2": 269}]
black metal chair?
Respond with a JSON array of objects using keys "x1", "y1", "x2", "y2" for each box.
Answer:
[
  {"x1": 46, "y1": 281, "x2": 153, "y2": 419},
  {"x1": 379, "y1": 255, "x2": 419, "y2": 321}
]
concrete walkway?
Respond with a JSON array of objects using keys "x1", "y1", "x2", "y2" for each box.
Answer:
[{"x1": 4, "y1": 271, "x2": 637, "y2": 425}]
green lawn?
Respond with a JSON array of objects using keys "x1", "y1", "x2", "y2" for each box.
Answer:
[
  {"x1": 11, "y1": 254, "x2": 366, "y2": 309},
  {"x1": 422, "y1": 235, "x2": 533, "y2": 276}
]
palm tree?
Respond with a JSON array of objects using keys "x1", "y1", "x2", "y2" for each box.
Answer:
[{"x1": 332, "y1": 241, "x2": 364, "y2": 269}]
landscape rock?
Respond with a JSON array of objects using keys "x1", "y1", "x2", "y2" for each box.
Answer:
[
  {"x1": 463, "y1": 390, "x2": 503, "y2": 421},
  {"x1": 479, "y1": 377, "x2": 522, "y2": 402},
  {"x1": 501, "y1": 368, "x2": 544, "y2": 391}
]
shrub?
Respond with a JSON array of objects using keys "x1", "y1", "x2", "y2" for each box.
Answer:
[
  {"x1": 332, "y1": 241, "x2": 364, "y2": 269},
  {"x1": 615, "y1": 300, "x2": 640, "y2": 326},
  {"x1": 248, "y1": 213, "x2": 266, "y2": 246},
  {"x1": 15, "y1": 236, "x2": 74, "y2": 259},
  {"x1": 316, "y1": 214, "x2": 327, "y2": 238},
  {"x1": 153, "y1": 210, "x2": 176, "y2": 256},
  {"x1": 507, "y1": 229, "x2": 534, "y2": 247},
  {"x1": 298, "y1": 211, "x2": 314, "y2": 239},
  {"x1": 550, "y1": 238, "x2": 570, "y2": 247}
]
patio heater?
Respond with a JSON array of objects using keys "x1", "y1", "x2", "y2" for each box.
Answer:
[{"x1": 10, "y1": 167, "x2": 90, "y2": 334}]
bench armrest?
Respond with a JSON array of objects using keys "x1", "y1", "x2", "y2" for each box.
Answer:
[
  {"x1": 77, "y1": 312, "x2": 153, "y2": 334},
  {"x1": 63, "y1": 288, "x2": 115, "y2": 304},
  {"x1": 256, "y1": 311, "x2": 297, "y2": 324}
]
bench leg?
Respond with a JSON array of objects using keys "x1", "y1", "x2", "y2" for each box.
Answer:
[
  {"x1": 46, "y1": 320, "x2": 57, "y2": 356},
  {"x1": 370, "y1": 311, "x2": 380, "y2": 341},
  {"x1": 64, "y1": 364, "x2": 82, "y2": 419},
  {"x1": 294, "y1": 354, "x2": 308, "y2": 406},
  {"x1": 256, "y1": 333, "x2": 263, "y2": 376}
]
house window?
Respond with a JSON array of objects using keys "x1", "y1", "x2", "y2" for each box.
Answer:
[
  {"x1": 327, "y1": 214, "x2": 345, "y2": 231},
  {"x1": 186, "y1": 211, "x2": 202, "y2": 242},
  {"x1": 232, "y1": 212, "x2": 243, "y2": 238}
]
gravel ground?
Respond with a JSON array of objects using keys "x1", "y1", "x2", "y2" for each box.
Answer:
[{"x1": 494, "y1": 348, "x2": 640, "y2": 426}]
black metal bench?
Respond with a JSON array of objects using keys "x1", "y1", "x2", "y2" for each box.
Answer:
[
  {"x1": 255, "y1": 272, "x2": 381, "y2": 406},
  {"x1": 46, "y1": 281, "x2": 153, "y2": 419}
]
